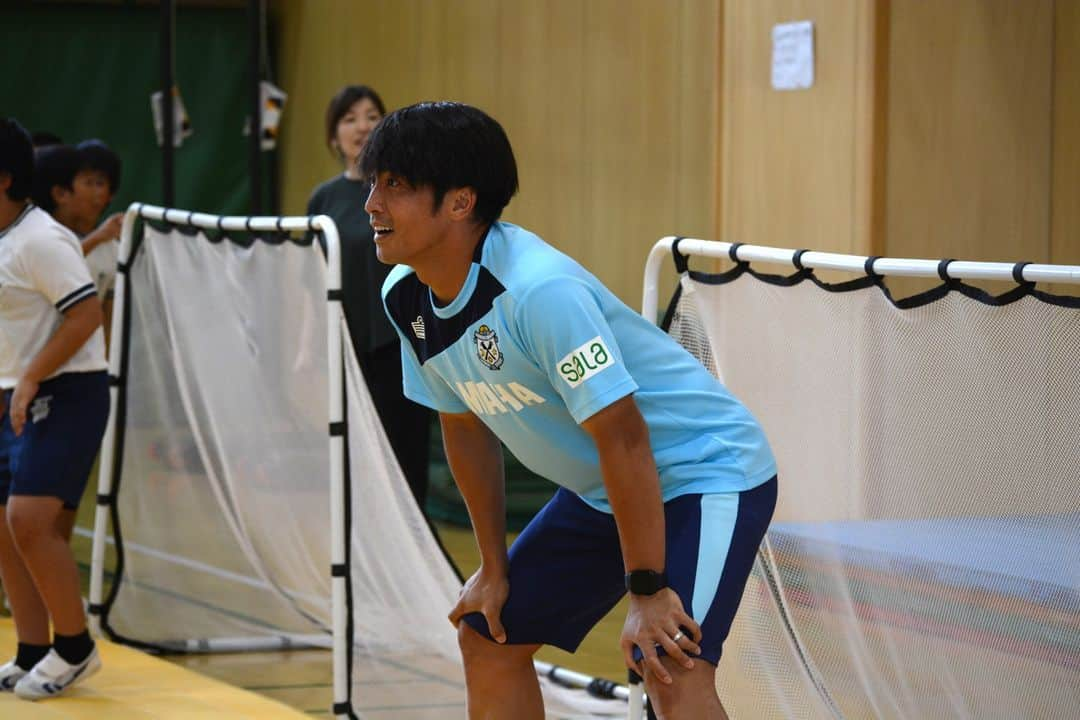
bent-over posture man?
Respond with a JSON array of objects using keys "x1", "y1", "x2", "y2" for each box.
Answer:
[
  {"x1": 364, "y1": 102, "x2": 777, "y2": 719},
  {"x1": 0, "y1": 118, "x2": 108, "y2": 699}
]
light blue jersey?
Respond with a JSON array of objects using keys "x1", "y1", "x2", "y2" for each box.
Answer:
[{"x1": 382, "y1": 222, "x2": 776, "y2": 512}]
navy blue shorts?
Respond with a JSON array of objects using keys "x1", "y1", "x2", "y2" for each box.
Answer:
[
  {"x1": 0, "y1": 371, "x2": 109, "y2": 510},
  {"x1": 462, "y1": 475, "x2": 777, "y2": 665}
]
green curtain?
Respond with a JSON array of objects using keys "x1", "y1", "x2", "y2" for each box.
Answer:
[{"x1": 0, "y1": 3, "x2": 270, "y2": 216}]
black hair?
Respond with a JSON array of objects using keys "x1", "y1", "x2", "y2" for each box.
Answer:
[
  {"x1": 324, "y1": 84, "x2": 387, "y2": 150},
  {"x1": 0, "y1": 118, "x2": 35, "y2": 202},
  {"x1": 31, "y1": 144, "x2": 80, "y2": 213},
  {"x1": 31, "y1": 130, "x2": 63, "y2": 148},
  {"x1": 76, "y1": 139, "x2": 122, "y2": 194},
  {"x1": 360, "y1": 102, "x2": 519, "y2": 226}
]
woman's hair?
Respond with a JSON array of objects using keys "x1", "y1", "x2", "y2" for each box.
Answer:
[{"x1": 324, "y1": 85, "x2": 386, "y2": 152}]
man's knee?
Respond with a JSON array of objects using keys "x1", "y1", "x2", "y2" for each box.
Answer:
[
  {"x1": 457, "y1": 621, "x2": 537, "y2": 670},
  {"x1": 645, "y1": 658, "x2": 721, "y2": 719}
]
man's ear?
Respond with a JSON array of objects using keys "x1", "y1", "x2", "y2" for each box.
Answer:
[
  {"x1": 0, "y1": 172, "x2": 10, "y2": 194},
  {"x1": 448, "y1": 187, "x2": 478, "y2": 221}
]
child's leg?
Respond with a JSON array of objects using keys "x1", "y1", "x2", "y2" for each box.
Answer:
[
  {"x1": 7, "y1": 497, "x2": 86, "y2": 636},
  {"x1": 0, "y1": 507, "x2": 50, "y2": 644},
  {"x1": 0, "y1": 405, "x2": 51, "y2": 647}
]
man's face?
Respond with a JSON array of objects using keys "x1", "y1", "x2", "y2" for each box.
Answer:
[
  {"x1": 57, "y1": 169, "x2": 111, "y2": 225},
  {"x1": 364, "y1": 171, "x2": 452, "y2": 266}
]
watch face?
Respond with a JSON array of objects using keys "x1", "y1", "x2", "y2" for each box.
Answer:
[{"x1": 626, "y1": 570, "x2": 667, "y2": 595}]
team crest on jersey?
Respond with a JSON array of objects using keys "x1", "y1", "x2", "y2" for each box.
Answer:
[{"x1": 473, "y1": 324, "x2": 504, "y2": 370}]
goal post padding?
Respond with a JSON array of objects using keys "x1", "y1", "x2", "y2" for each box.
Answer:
[{"x1": 660, "y1": 254, "x2": 1079, "y2": 719}]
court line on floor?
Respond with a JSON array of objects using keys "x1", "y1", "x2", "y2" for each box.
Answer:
[
  {"x1": 356, "y1": 703, "x2": 468, "y2": 712},
  {"x1": 245, "y1": 683, "x2": 332, "y2": 691},
  {"x1": 246, "y1": 677, "x2": 447, "y2": 691}
]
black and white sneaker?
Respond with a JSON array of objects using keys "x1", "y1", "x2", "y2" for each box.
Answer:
[
  {"x1": 0, "y1": 659, "x2": 27, "y2": 691},
  {"x1": 13, "y1": 647, "x2": 101, "y2": 700}
]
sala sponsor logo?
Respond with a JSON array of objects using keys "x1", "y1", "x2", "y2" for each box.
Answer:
[
  {"x1": 558, "y1": 336, "x2": 612, "y2": 388},
  {"x1": 457, "y1": 381, "x2": 546, "y2": 416}
]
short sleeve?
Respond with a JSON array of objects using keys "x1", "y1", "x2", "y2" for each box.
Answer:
[
  {"x1": 22, "y1": 231, "x2": 97, "y2": 313},
  {"x1": 514, "y1": 276, "x2": 637, "y2": 423}
]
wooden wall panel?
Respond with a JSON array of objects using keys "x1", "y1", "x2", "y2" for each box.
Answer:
[
  {"x1": 493, "y1": 1, "x2": 586, "y2": 268},
  {"x1": 274, "y1": 0, "x2": 720, "y2": 306},
  {"x1": 1052, "y1": 0, "x2": 1080, "y2": 267},
  {"x1": 721, "y1": 0, "x2": 880, "y2": 256},
  {"x1": 884, "y1": 0, "x2": 1054, "y2": 265}
]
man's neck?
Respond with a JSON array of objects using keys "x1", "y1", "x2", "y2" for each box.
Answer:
[
  {"x1": 0, "y1": 197, "x2": 29, "y2": 234},
  {"x1": 416, "y1": 224, "x2": 488, "y2": 305}
]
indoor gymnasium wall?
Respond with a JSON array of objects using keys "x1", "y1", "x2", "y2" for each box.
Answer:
[
  {"x1": 1052, "y1": 0, "x2": 1080, "y2": 268},
  {"x1": 883, "y1": 0, "x2": 1055, "y2": 268},
  {"x1": 719, "y1": 0, "x2": 1078, "y2": 291},
  {"x1": 274, "y1": 0, "x2": 721, "y2": 307},
  {"x1": 718, "y1": 0, "x2": 886, "y2": 259}
]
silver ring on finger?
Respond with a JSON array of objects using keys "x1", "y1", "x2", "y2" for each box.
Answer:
[{"x1": 671, "y1": 630, "x2": 684, "y2": 643}]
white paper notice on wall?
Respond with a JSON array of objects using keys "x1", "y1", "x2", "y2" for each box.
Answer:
[{"x1": 771, "y1": 20, "x2": 815, "y2": 90}]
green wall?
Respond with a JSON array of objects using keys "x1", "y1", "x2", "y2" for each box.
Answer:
[{"x1": 0, "y1": 3, "x2": 269, "y2": 216}]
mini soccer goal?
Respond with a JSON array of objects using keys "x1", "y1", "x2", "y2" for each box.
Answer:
[
  {"x1": 88, "y1": 204, "x2": 628, "y2": 719},
  {"x1": 641, "y1": 238, "x2": 1080, "y2": 719}
]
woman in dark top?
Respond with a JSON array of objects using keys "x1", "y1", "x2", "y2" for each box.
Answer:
[{"x1": 307, "y1": 85, "x2": 431, "y2": 510}]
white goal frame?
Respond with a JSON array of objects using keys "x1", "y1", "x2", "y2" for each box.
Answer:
[
  {"x1": 86, "y1": 203, "x2": 633, "y2": 719},
  {"x1": 643, "y1": 236, "x2": 1080, "y2": 321},
  {"x1": 86, "y1": 203, "x2": 351, "y2": 715},
  {"x1": 633, "y1": 234, "x2": 1080, "y2": 719}
]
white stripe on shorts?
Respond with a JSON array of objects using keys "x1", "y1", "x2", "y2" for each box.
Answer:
[{"x1": 692, "y1": 492, "x2": 740, "y2": 622}]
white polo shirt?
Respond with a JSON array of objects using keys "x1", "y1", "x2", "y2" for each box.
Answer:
[{"x1": 0, "y1": 204, "x2": 107, "y2": 389}]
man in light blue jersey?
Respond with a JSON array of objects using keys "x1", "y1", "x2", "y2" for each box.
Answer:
[{"x1": 364, "y1": 102, "x2": 777, "y2": 720}]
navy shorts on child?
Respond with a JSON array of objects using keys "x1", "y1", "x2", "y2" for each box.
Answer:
[
  {"x1": 462, "y1": 475, "x2": 777, "y2": 665},
  {"x1": 0, "y1": 371, "x2": 109, "y2": 509}
]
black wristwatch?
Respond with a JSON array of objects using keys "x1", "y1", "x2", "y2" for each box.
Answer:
[{"x1": 625, "y1": 569, "x2": 668, "y2": 596}]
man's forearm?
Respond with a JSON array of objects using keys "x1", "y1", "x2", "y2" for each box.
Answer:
[
  {"x1": 584, "y1": 396, "x2": 666, "y2": 573},
  {"x1": 440, "y1": 413, "x2": 509, "y2": 572},
  {"x1": 598, "y1": 430, "x2": 666, "y2": 574}
]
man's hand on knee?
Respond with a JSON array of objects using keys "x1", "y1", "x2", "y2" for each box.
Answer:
[
  {"x1": 620, "y1": 588, "x2": 702, "y2": 683},
  {"x1": 449, "y1": 567, "x2": 509, "y2": 644}
]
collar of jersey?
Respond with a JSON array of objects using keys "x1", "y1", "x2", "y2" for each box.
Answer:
[
  {"x1": 428, "y1": 227, "x2": 492, "y2": 319},
  {"x1": 429, "y1": 260, "x2": 480, "y2": 319},
  {"x1": 0, "y1": 203, "x2": 35, "y2": 240}
]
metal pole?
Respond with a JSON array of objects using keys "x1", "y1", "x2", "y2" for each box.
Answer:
[
  {"x1": 160, "y1": 0, "x2": 175, "y2": 206},
  {"x1": 88, "y1": 206, "x2": 142, "y2": 637},
  {"x1": 248, "y1": 0, "x2": 264, "y2": 215}
]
